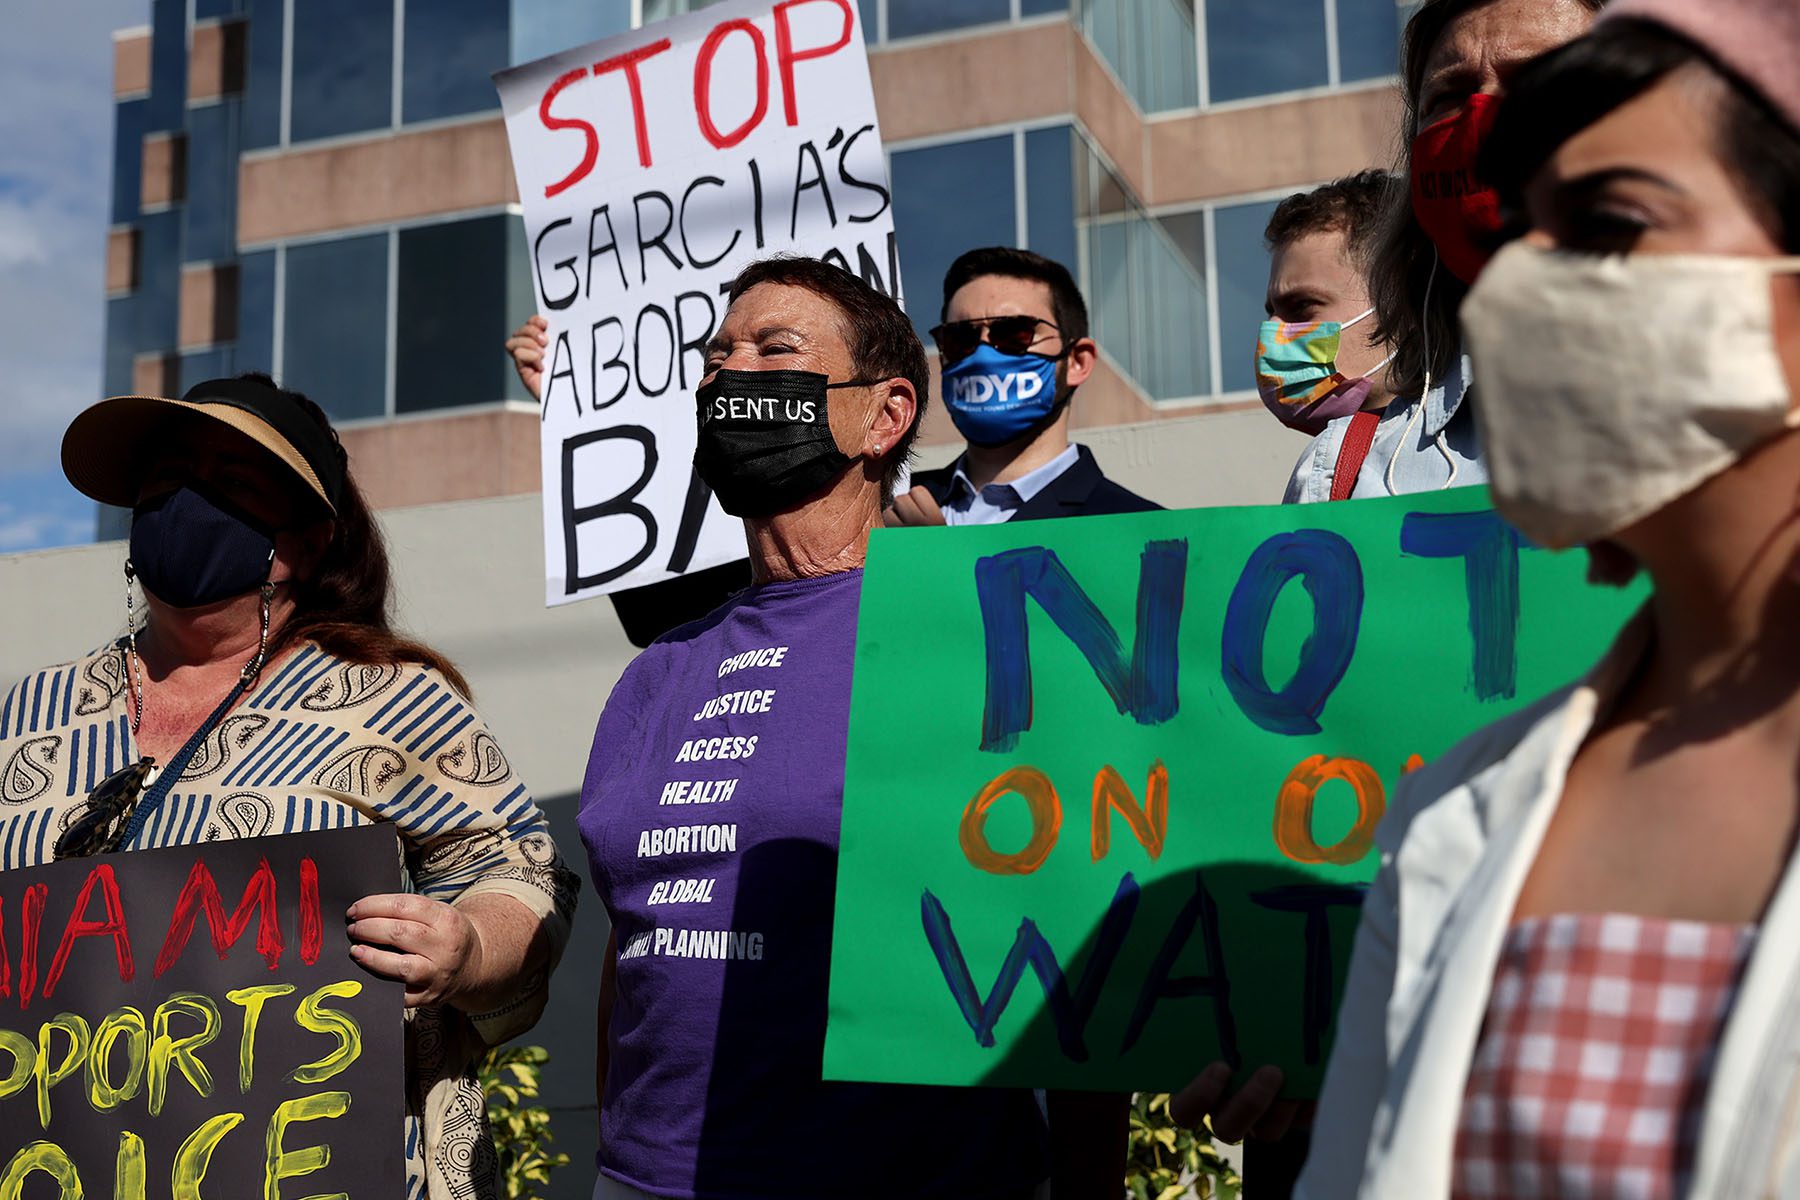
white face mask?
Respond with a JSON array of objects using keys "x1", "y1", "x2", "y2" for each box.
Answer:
[{"x1": 1461, "y1": 242, "x2": 1800, "y2": 549}]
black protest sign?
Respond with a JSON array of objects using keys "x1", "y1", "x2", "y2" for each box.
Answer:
[{"x1": 0, "y1": 823, "x2": 404, "y2": 1198}]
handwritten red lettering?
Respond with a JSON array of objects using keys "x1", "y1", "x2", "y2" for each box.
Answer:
[{"x1": 772, "y1": 0, "x2": 853, "y2": 126}]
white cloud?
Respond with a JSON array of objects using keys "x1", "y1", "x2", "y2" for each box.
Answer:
[{"x1": 0, "y1": 0, "x2": 148, "y2": 541}]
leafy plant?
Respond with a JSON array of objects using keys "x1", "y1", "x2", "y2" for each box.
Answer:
[
  {"x1": 479, "y1": 1044, "x2": 571, "y2": 1200},
  {"x1": 1124, "y1": 1092, "x2": 1241, "y2": 1200}
]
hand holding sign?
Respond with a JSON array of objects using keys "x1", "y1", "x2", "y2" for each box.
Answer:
[
  {"x1": 347, "y1": 893, "x2": 484, "y2": 1008},
  {"x1": 494, "y1": 0, "x2": 899, "y2": 605}
]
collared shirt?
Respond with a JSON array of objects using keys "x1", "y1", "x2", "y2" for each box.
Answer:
[
  {"x1": 0, "y1": 642, "x2": 579, "y2": 1200},
  {"x1": 1282, "y1": 351, "x2": 1488, "y2": 504},
  {"x1": 941, "y1": 442, "x2": 1081, "y2": 525}
]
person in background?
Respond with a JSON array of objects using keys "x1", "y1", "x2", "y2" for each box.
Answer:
[
  {"x1": 1257, "y1": 170, "x2": 1401, "y2": 438},
  {"x1": 1300, "y1": 0, "x2": 1800, "y2": 1194},
  {"x1": 1, "y1": 374, "x2": 578, "y2": 1200},
  {"x1": 505, "y1": 315, "x2": 751, "y2": 648},
  {"x1": 885, "y1": 246, "x2": 1160, "y2": 526},
  {"x1": 579, "y1": 255, "x2": 1137, "y2": 1199},
  {"x1": 1283, "y1": 0, "x2": 1603, "y2": 503}
]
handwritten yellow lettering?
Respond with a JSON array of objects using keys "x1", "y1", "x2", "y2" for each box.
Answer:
[
  {"x1": 172, "y1": 1113, "x2": 245, "y2": 1200},
  {"x1": 290, "y1": 983, "x2": 363, "y2": 1085},
  {"x1": 263, "y1": 1091, "x2": 350, "y2": 1200},
  {"x1": 0, "y1": 1140, "x2": 82, "y2": 1199},
  {"x1": 34, "y1": 1014, "x2": 90, "y2": 1130},
  {"x1": 148, "y1": 993, "x2": 220, "y2": 1117},
  {"x1": 88, "y1": 1008, "x2": 148, "y2": 1112},
  {"x1": 225, "y1": 984, "x2": 295, "y2": 1094}
]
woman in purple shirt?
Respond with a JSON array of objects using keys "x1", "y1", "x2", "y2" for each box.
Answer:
[{"x1": 578, "y1": 257, "x2": 1058, "y2": 1199}]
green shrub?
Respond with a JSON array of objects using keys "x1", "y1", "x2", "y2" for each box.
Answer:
[
  {"x1": 478, "y1": 1044, "x2": 571, "y2": 1200},
  {"x1": 1125, "y1": 1092, "x2": 1241, "y2": 1200}
]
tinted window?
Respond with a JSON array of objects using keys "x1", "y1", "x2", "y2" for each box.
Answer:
[
  {"x1": 404, "y1": 0, "x2": 509, "y2": 123},
  {"x1": 147, "y1": 0, "x2": 188, "y2": 131},
  {"x1": 1025, "y1": 126, "x2": 1077, "y2": 277},
  {"x1": 510, "y1": 0, "x2": 632, "y2": 65},
  {"x1": 1337, "y1": 0, "x2": 1401, "y2": 83},
  {"x1": 111, "y1": 99, "x2": 149, "y2": 224},
  {"x1": 137, "y1": 211, "x2": 183, "y2": 352},
  {"x1": 290, "y1": 0, "x2": 394, "y2": 142},
  {"x1": 887, "y1": 0, "x2": 1009, "y2": 40},
  {"x1": 1022, "y1": 0, "x2": 1068, "y2": 13},
  {"x1": 395, "y1": 217, "x2": 510, "y2": 413},
  {"x1": 105, "y1": 296, "x2": 138, "y2": 396},
  {"x1": 1212, "y1": 198, "x2": 1280, "y2": 393},
  {"x1": 238, "y1": 250, "x2": 278, "y2": 377},
  {"x1": 1206, "y1": 0, "x2": 1327, "y2": 104},
  {"x1": 283, "y1": 233, "x2": 390, "y2": 421},
  {"x1": 180, "y1": 348, "x2": 234, "y2": 392},
  {"x1": 183, "y1": 101, "x2": 238, "y2": 263},
  {"x1": 243, "y1": 0, "x2": 283, "y2": 149},
  {"x1": 195, "y1": 0, "x2": 243, "y2": 17},
  {"x1": 889, "y1": 134, "x2": 1016, "y2": 337}
]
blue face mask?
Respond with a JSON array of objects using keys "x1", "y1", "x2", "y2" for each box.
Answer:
[
  {"x1": 940, "y1": 343, "x2": 1063, "y2": 447},
  {"x1": 129, "y1": 485, "x2": 277, "y2": 609}
]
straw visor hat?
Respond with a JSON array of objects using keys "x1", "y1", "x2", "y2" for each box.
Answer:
[{"x1": 62, "y1": 377, "x2": 344, "y2": 515}]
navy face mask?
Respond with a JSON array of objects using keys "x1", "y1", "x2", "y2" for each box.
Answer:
[{"x1": 129, "y1": 486, "x2": 277, "y2": 609}]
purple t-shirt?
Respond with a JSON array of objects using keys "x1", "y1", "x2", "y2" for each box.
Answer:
[{"x1": 579, "y1": 569, "x2": 1048, "y2": 1199}]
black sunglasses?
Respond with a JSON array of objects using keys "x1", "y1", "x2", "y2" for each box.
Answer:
[
  {"x1": 55, "y1": 757, "x2": 158, "y2": 859},
  {"x1": 928, "y1": 316, "x2": 1062, "y2": 366}
]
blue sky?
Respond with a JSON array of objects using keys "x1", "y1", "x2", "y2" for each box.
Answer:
[{"x1": 0, "y1": 0, "x2": 148, "y2": 554}]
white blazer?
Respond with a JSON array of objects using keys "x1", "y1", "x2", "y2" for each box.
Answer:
[{"x1": 1297, "y1": 614, "x2": 1800, "y2": 1199}]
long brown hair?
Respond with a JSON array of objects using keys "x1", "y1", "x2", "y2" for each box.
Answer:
[
  {"x1": 1369, "y1": 0, "x2": 1607, "y2": 400},
  {"x1": 240, "y1": 373, "x2": 473, "y2": 697}
]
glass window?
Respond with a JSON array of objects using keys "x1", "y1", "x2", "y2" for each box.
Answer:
[
  {"x1": 238, "y1": 250, "x2": 277, "y2": 376},
  {"x1": 1082, "y1": 0, "x2": 1197, "y2": 113},
  {"x1": 105, "y1": 296, "x2": 138, "y2": 396},
  {"x1": 183, "y1": 101, "x2": 238, "y2": 263},
  {"x1": 283, "y1": 233, "x2": 389, "y2": 420},
  {"x1": 1212, "y1": 197, "x2": 1280, "y2": 393},
  {"x1": 136, "y1": 211, "x2": 183, "y2": 353},
  {"x1": 1025, "y1": 126, "x2": 1077, "y2": 273},
  {"x1": 147, "y1": 0, "x2": 188, "y2": 131},
  {"x1": 858, "y1": 0, "x2": 876, "y2": 37},
  {"x1": 180, "y1": 348, "x2": 234, "y2": 391},
  {"x1": 505, "y1": 217, "x2": 537, "y2": 402},
  {"x1": 1337, "y1": 0, "x2": 1401, "y2": 83},
  {"x1": 1022, "y1": 0, "x2": 1068, "y2": 13},
  {"x1": 195, "y1": 0, "x2": 243, "y2": 17},
  {"x1": 290, "y1": 0, "x2": 394, "y2": 142},
  {"x1": 111, "y1": 98, "x2": 149, "y2": 225},
  {"x1": 395, "y1": 216, "x2": 510, "y2": 414},
  {"x1": 243, "y1": 0, "x2": 283, "y2": 150},
  {"x1": 1206, "y1": 0, "x2": 1328, "y2": 104},
  {"x1": 511, "y1": 0, "x2": 632, "y2": 64},
  {"x1": 404, "y1": 0, "x2": 509, "y2": 123},
  {"x1": 887, "y1": 0, "x2": 1009, "y2": 40},
  {"x1": 889, "y1": 134, "x2": 1017, "y2": 337}
]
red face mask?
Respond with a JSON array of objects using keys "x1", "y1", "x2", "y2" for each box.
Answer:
[{"x1": 1409, "y1": 92, "x2": 1504, "y2": 284}]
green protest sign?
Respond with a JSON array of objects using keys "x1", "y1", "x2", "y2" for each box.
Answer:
[{"x1": 824, "y1": 487, "x2": 1644, "y2": 1095}]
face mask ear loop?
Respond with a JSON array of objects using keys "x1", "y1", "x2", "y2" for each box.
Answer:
[
  {"x1": 123, "y1": 560, "x2": 144, "y2": 736},
  {"x1": 1387, "y1": 251, "x2": 1439, "y2": 496}
]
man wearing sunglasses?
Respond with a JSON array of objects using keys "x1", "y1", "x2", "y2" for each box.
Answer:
[{"x1": 885, "y1": 246, "x2": 1159, "y2": 527}]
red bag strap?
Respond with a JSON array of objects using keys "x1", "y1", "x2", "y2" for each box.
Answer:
[{"x1": 1329, "y1": 411, "x2": 1382, "y2": 502}]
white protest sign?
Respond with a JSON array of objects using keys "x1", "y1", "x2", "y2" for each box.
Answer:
[{"x1": 494, "y1": 0, "x2": 899, "y2": 606}]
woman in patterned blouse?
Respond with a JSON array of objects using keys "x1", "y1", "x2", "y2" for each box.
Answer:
[{"x1": 0, "y1": 373, "x2": 578, "y2": 1200}]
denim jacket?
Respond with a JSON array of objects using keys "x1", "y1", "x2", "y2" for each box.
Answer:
[{"x1": 1283, "y1": 350, "x2": 1488, "y2": 503}]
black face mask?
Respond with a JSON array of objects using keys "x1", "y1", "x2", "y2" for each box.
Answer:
[
  {"x1": 129, "y1": 485, "x2": 277, "y2": 608},
  {"x1": 693, "y1": 369, "x2": 876, "y2": 518}
]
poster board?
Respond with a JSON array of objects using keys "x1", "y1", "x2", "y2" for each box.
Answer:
[
  {"x1": 824, "y1": 489, "x2": 1645, "y2": 1094},
  {"x1": 495, "y1": 0, "x2": 899, "y2": 605},
  {"x1": 0, "y1": 823, "x2": 404, "y2": 1195}
]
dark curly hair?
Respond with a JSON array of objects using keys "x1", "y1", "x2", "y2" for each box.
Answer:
[{"x1": 1264, "y1": 170, "x2": 1400, "y2": 269}]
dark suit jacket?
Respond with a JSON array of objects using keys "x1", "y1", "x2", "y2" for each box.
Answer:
[{"x1": 910, "y1": 444, "x2": 1161, "y2": 521}]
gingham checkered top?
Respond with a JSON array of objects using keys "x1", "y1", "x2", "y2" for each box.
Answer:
[{"x1": 1452, "y1": 912, "x2": 1755, "y2": 1200}]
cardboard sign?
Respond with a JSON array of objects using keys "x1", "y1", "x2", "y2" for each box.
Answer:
[
  {"x1": 0, "y1": 824, "x2": 404, "y2": 1196},
  {"x1": 824, "y1": 489, "x2": 1646, "y2": 1094},
  {"x1": 494, "y1": 0, "x2": 899, "y2": 605}
]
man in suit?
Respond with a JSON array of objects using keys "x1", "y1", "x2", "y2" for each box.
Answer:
[{"x1": 886, "y1": 246, "x2": 1160, "y2": 526}]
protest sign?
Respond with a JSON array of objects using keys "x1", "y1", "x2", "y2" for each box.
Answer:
[
  {"x1": 0, "y1": 823, "x2": 404, "y2": 1196},
  {"x1": 494, "y1": 0, "x2": 898, "y2": 605},
  {"x1": 824, "y1": 489, "x2": 1646, "y2": 1094}
]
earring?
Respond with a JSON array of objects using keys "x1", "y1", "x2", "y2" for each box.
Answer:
[
  {"x1": 242, "y1": 582, "x2": 275, "y2": 684},
  {"x1": 123, "y1": 561, "x2": 144, "y2": 734}
]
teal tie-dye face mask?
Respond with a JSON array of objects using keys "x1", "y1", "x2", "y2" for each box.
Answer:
[{"x1": 1254, "y1": 307, "x2": 1392, "y2": 435}]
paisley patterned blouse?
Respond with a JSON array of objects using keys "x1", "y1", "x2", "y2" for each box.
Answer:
[{"x1": 0, "y1": 641, "x2": 579, "y2": 1200}]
